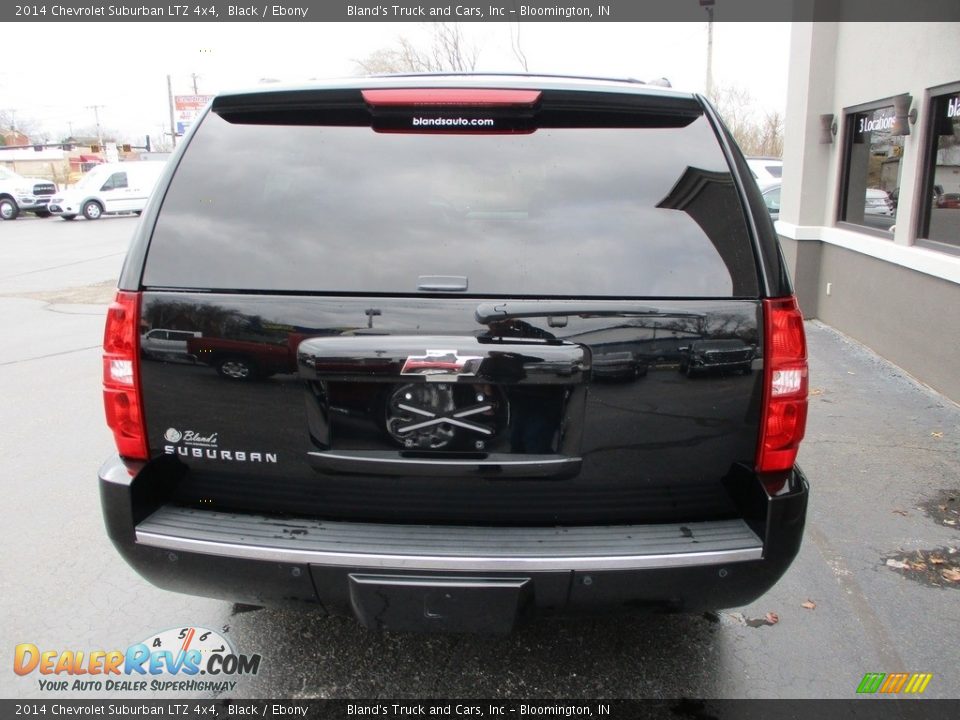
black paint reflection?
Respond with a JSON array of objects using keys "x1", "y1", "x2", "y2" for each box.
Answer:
[{"x1": 139, "y1": 293, "x2": 763, "y2": 524}]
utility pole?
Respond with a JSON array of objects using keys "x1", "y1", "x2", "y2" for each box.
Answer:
[
  {"x1": 86, "y1": 104, "x2": 105, "y2": 147},
  {"x1": 190, "y1": 73, "x2": 201, "y2": 94},
  {"x1": 701, "y1": 0, "x2": 716, "y2": 99},
  {"x1": 167, "y1": 74, "x2": 177, "y2": 149}
]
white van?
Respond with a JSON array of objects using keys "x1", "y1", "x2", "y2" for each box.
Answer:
[{"x1": 49, "y1": 161, "x2": 166, "y2": 220}]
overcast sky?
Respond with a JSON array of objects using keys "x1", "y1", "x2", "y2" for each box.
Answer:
[{"x1": 1, "y1": 22, "x2": 790, "y2": 142}]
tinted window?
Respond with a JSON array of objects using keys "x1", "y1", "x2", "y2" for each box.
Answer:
[
  {"x1": 101, "y1": 172, "x2": 128, "y2": 191},
  {"x1": 144, "y1": 108, "x2": 758, "y2": 297},
  {"x1": 766, "y1": 165, "x2": 782, "y2": 178},
  {"x1": 840, "y1": 105, "x2": 903, "y2": 235},
  {"x1": 919, "y1": 90, "x2": 960, "y2": 250}
]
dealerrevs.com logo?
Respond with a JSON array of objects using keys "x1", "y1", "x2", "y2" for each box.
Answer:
[{"x1": 14, "y1": 626, "x2": 261, "y2": 693}]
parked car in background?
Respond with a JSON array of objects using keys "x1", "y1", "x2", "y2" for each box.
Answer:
[
  {"x1": 761, "y1": 182, "x2": 781, "y2": 221},
  {"x1": 48, "y1": 161, "x2": 166, "y2": 220},
  {"x1": 592, "y1": 348, "x2": 648, "y2": 381},
  {"x1": 890, "y1": 185, "x2": 945, "y2": 211},
  {"x1": 936, "y1": 193, "x2": 960, "y2": 209},
  {"x1": 140, "y1": 329, "x2": 202, "y2": 363},
  {"x1": 185, "y1": 334, "x2": 311, "y2": 380},
  {"x1": 746, "y1": 157, "x2": 783, "y2": 188},
  {"x1": 0, "y1": 165, "x2": 57, "y2": 220},
  {"x1": 679, "y1": 339, "x2": 757, "y2": 377},
  {"x1": 864, "y1": 188, "x2": 895, "y2": 216}
]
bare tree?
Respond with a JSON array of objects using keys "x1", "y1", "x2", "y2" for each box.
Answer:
[
  {"x1": 709, "y1": 84, "x2": 756, "y2": 149},
  {"x1": 0, "y1": 109, "x2": 43, "y2": 140},
  {"x1": 431, "y1": 23, "x2": 479, "y2": 72},
  {"x1": 354, "y1": 23, "x2": 479, "y2": 74},
  {"x1": 509, "y1": 21, "x2": 530, "y2": 72},
  {"x1": 758, "y1": 110, "x2": 785, "y2": 158},
  {"x1": 151, "y1": 134, "x2": 173, "y2": 153},
  {"x1": 709, "y1": 83, "x2": 784, "y2": 158}
]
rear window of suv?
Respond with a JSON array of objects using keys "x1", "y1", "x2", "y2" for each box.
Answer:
[{"x1": 143, "y1": 91, "x2": 759, "y2": 298}]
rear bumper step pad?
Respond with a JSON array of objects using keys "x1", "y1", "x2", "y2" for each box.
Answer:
[{"x1": 136, "y1": 505, "x2": 762, "y2": 572}]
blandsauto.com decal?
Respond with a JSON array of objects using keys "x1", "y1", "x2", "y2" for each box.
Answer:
[{"x1": 13, "y1": 626, "x2": 261, "y2": 693}]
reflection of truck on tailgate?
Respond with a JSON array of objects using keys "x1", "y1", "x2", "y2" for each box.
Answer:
[
  {"x1": 679, "y1": 338, "x2": 757, "y2": 377},
  {"x1": 187, "y1": 334, "x2": 309, "y2": 380}
]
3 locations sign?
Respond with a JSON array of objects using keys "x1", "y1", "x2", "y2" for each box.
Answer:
[{"x1": 853, "y1": 106, "x2": 896, "y2": 139}]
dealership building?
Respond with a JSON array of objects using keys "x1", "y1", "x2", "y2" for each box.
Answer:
[{"x1": 777, "y1": 22, "x2": 960, "y2": 401}]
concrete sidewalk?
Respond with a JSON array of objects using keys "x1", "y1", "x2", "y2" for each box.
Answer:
[{"x1": 722, "y1": 320, "x2": 960, "y2": 697}]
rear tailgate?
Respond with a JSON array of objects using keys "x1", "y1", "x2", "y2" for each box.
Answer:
[{"x1": 134, "y1": 81, "x2": 768, "y2": 526}]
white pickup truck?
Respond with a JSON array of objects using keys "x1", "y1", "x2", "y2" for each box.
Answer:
[{"x1": 0, "y1": 165, "x2": 57, "y2": 220}]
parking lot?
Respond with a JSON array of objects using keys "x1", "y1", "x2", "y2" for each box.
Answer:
[{"x1": 1, "y1": 214, "x2": 958, "y2": 700}]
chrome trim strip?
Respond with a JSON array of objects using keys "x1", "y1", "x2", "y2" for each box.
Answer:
[
  {"x1": 306, "y1": 452, "x2": 580, "y2": 467},
  {"x1": 135, "y1": 530, "x2": 762, "y2": 571}
]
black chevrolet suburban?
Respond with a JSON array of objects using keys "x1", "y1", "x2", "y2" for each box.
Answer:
[{"x1": 100, "y1": 75, "x2": 809, "y2": 633}]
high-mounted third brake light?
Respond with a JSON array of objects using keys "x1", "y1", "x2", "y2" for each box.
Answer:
[
  {"x1": 102, "y1": 291, "x2": 148, "y2": 460},
  {"x1": 756, "y1": 296, "x2": 808, "y2": 474},
  {"x1": 362, "y1": 89, "x2": 542, "y2": 108}
]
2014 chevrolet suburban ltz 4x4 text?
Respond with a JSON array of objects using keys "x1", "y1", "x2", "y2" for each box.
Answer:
[{"x1": 99, "y1": 75, "x2": 809, "y2": 633}]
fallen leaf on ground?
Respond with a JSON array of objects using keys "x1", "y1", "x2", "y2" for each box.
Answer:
[
  {"x1": 765, "y1": 612, "x2": 780, "y2": 625},
  {"x1": 801, "y1": 600, "x2": 816, "y2": 610},
  {"x1": 940, "y1": 569, "x2": 960, "y2": 582},
  {"x1": 891, "y1": 509, "x2": 909, "y2": 516},
  {"x1": 931, "y1": 431, "x2": 944, "y2": 438},
  {"x1": 809, "y1": 388, "x2": 824, "y2": 396},
  {"x1": 930, "y1": 555, "x2": 946, "y2": 565},
  {"x1": 944, "y1": 519, "x2": 958, "y2": 526},
  {"x1": 909, "y1": 561, "x2": 927, "y2": 571},
  {"x1": 886, "y1": 559, "x2": 909, "y2": 569}
]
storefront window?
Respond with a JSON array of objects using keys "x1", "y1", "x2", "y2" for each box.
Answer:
[
  {"x1": 839, "y1": 104, "x2": 904, "y2": 236},
  {"x1": 919, "y1": 89, "x2": 960, "y2": 250}
]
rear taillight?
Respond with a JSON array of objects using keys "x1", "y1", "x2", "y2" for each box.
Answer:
[
  {"x1": 756, "y1": 296, "x2": 808, "y2": 473},
  {"x1": 102, "y1": 291, "x2": 148, "y2": 460}
]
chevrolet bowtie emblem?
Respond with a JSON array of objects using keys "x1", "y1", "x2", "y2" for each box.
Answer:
[{"x1": 401, "y1": 349, "x2": 483, "y2": 379}]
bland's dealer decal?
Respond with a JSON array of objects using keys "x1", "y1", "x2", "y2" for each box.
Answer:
[
  {"x1": 163, "y1": 427, "x2": 278, "y2": 463},
  {"x1": 14, "y1": 627, "x2": 261, "y2": 693}
]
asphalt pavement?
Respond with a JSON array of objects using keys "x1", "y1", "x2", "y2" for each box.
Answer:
[{"x1": 0, "y1": 214, "x2": 957, "y2": 700}]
